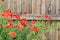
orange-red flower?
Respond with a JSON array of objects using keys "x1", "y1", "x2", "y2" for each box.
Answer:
[
  {"x1": 22, "y1": 18, "x2": 27, "y2": 21},
  {"x1": 30, "y1": 27, "x2": 39, "y2": 32},
  {"x1": 31, "y1": 21, "x2": 36, "y2": 25},
  {"x1": 36, "y1": 16, "x2": 40, "y2": 18},
  {"x1": 5, "y1": 25, "x2": 10, "y2": 28},
  {"x1": 2, "y1": 13, "x2": 8, "y2": 18},
  {"x1": 17, "y1": 25, "x2": 24, "y2": 30},
  {"x1": 9, "y1": 22, "x2": 14, "y2": 28},
  {"x1": 23, "y1": 11, "x2": 28, "y2": 15},
  {"x1": 8, "y1": 20, "x2": 12, "y2": 23},
  {"x1": 20, "y1": 18, "x2": 27, "y2": 27},
  {"x1": 15, "y1": 14, "x2": 20, "y2": 19},
  {"x1": 8, "y1": 12, "x2": 14, "y2": 18},
  {"x1": 47, "y1": 16, "x2": 52, "y2": 20},
  {"x1": 1, "y1": 0, "x2": 5, "y2": 1},
  {"x1": 43, "y1": 14, "x2": 49, "y2": 18},
  {"x1": 2, "y1": 11, "x2": 14, "y2": 19},
  {"x1": 8, "y1": 32, "x2": 17, "y2": 38},
  {"x1": 43, "y1": 14, "x2": 52, "y2": 20}
]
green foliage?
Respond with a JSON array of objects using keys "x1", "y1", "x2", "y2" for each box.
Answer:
[
  {"x1": 35, "y1": 21, "x2": 60, "y2": 40},
  {"x1": 0, "y1": 6, "x2": 5, "y2": 12},
  {"x1": 0, "y1": 15, "x2": 60, "y2": 40}
]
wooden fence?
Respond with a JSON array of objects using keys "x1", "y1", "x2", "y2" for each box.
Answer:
[
  {"x1": 0, "y1": 0, "x2": 60, "y2": 15},
  {"x1": 0, "y1": 0, "x2": 60, "y2": 40},
  {"x1": 8, "y1": 0, "x2": 60, "y2": 15}
]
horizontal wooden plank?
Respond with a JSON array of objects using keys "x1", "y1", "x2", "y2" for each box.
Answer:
[
  {"x1": 12, "y1": 14, "x2": 60, "y2": 20},
  {"x1": 21, "y1": 14, "x2": 60, "y2": 17}
]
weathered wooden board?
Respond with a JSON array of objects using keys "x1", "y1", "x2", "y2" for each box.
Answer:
[
  {"x1": 32, "y1": 0, "x2": 36, "y2": 14},
  {"x1": 36, "y1": 0, "x2": 41, "y2": 14},
  {"x1": 45, "y1": 0, "x2": 51, "y2": 14},
  {"x1": 41, "y1": 0, "x2": 46, "y2": 14},
  {"x1": 50, "y1": 0, "x2": 56, "y2": 15},
  {"x1": 17, "y1": 0, "x2": 21, "y2": 14},
  {"x1": 5, "y1": 0, "x2": 60, "y2": 15},
  {"x1": 56, "y1": 0, "x2": 60, "y2": 15}
]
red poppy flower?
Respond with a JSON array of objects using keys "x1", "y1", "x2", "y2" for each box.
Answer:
[
  {"x1": 30, "y1": 27, "x2": 39, "y2": 32},
  {"x1": 20, "y1": 21, "x2": 27, "y2": 27},
  {"x1": 8, "y1": 32, "x2": 16, "y2": 38},
  {"x1": 17, "y1": 25, "x2": 24, "y2": 30},
  {"x1": 8, "y1": 20, "x2": 13, "y2": 23},
  {"x1": 43, "y1": 14, "x2": 52, "y2": 20},
  {"x1": 5, "y1": 25, "x2": 10, "y2": 28},
  {"x1": 2, "y1": 13, "x2": 5, "y2": 17},
  {"x1": 2, "y1": 13, "x2": 8, "y2": 18},
  {"x1": 2, "y1": 9, "x2": 14, "y2": 19},
  {"x1": 9, "y1": 22, "x2": 14, "y2": 28},
  {"x1": 7, "y1": 12, "x2": 14, "y2": 18},
  {"x1": 21, "y1": 18, "x2": 27, "y2": 23},
  {"x1": 15, "y1": 14, "x2": 20, "y2": 19},
  {"x1": 1, "y1": 0, "x2": 5, "y2": 1},
  {"x1": 43, "y1": 14, "x2": 49, "y2": 18},
  {"x1": 48, "y1": 16, "x2": 52, "y2": 20},
  {"x1": 31, "y1": 21, "x2": 36, "y2": 25},
  {"x1": 23, "y1": 11, "x2": 28, "y2": 15},
  {"x1": 22, "y1": 23, "x2": 27, "y2": 27},
  {"x1": 20, "y1": 18, "x2": 27, "y2": 27},
  {"x1": 2, "y1": 11, "x2": 14, "y2": 19},
  {"x1": 36, "y1": 16, "x2": 40, "y2": 18},
  {"x1": 6, "y1": 11, "x2": 14, "y2": 18}
]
